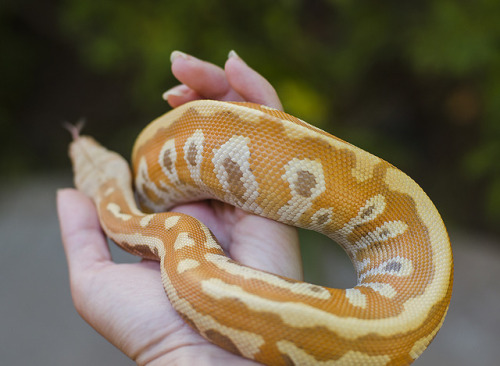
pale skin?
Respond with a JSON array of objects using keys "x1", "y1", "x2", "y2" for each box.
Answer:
[{"x1": 57, "y1": 51, "x2": 302, "y2": 366}]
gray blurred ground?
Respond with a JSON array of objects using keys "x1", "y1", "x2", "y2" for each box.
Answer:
[{"x1": 1, "y1": 174, "x2": 499, "y2": 365}]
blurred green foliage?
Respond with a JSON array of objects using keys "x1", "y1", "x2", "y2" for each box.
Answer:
[{"x1": 1, "y1": 0, "x2": 499, "y2": 232}]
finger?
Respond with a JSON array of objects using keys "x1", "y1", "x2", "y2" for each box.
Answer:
[
  {"x1": 162, "y1": 84, "x2": 202, "y2": 108},
  {"x1": 228, "y1": 214, "x2": 303, "y2": 281},
  {"x1": 225, "y1": 51, "x2": 283, "y2": 110},
  {"x1": 170, "y1": 51, "x2": 242, "y2": 101},
  {"x1": 57, "y1": 189, "x2": 111, "y2": 275}
]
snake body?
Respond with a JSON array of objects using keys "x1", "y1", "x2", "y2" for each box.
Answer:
[{"x1": 70, "y1": 100, "x2": 453, "y2": 365}]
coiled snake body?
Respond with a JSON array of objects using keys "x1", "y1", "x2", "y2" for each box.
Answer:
[{"x1": 69, "y1": 100, "x2": 453, "y2": 365}]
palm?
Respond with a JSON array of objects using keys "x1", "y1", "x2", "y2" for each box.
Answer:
[{"x1": 73, "y1": 199, "x2": 298, "y2": 363}]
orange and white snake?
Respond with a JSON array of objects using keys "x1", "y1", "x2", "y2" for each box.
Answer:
[{"x1": 69, "y1": 100, "x2": 453, "y2": 365}]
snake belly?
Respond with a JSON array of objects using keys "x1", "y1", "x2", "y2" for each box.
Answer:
[{"x1": 69, "y1": 100, "x2": 453, "y2": 365}]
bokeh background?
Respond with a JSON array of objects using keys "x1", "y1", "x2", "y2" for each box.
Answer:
[{"x1": 1, "y1": 0, "x2": 499, "y2": 364}]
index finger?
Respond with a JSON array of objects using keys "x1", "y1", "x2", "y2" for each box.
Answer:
[{"x1": 166, "y1": 51, "x2": 243, "y2": 106}]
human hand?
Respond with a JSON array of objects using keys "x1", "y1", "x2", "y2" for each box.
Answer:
[{"x1": 58, "y1": 51, "x2": 302, "y2": 366}]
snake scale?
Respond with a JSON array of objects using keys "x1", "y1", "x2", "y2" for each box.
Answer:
[{"x1": 69, "y1": 100, "x2": 453, "y2": 365}]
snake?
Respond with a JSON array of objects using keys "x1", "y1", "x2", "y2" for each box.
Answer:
[{"x1": 69, "y1": 100, "x2": 453, "y2": 365}]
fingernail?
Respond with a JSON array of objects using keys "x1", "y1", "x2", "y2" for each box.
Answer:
[
  {"x1": 170, "y1": 50, "x2": 189, "y2": 63},
  {"x1": 162, "y1": 87, "x2": 186, "y2": 101},
  {"x1": 228, "y1": 50, "x2": 245, "y2": 63}
]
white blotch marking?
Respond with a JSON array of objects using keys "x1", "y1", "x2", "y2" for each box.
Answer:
[
  {"x1": 352, "y1": 220, "x2": 409, "y2": 253},
  {"x1": 277, "y1": 341, "x2": 390, "y2": 365},
  {"x1": 351, "y1": 153, "x2": 382, "y2": 183},
  {"x1": 259, "y1": 104, "x2": 280, "y2": 112},
  {"x1": 358, "y1": 256, "x2": 413, "y2": 282},
  {"x1": 355, "y1": 258, "x2": 371, "y2": 272},
  {"x1": 174, "y1": 232, "x2": 196, "y2": 250},
  {"x1": 336, "y1": 194, "x2": 386, "y2": 238},
  {"x1": 106, "y1": 203, "x2": 132, "y2": 221},
  {"x1": 278, "y1": 158, "x2": 326, "y2": 224},
  {"x1": 140, "y1": 214, "x2": 155, "y2": 227},
  {"x1": 234, "y1": 106, "x2": 267, "y2": 124},
  {"x1": 359, "y1": 282, "x2": 397, "y2": 299},
  {"x1": 205, "y1": 254, "x2": 331, "y2": 300},
  {"x1": 110, "y1": 232, "x2": 165, "y2": 258},
  {"x1": 184, "y1": 129, "x2": 204, "y2": 184},
  {"x1": 177, "y1": 259, "x2": 200, "y2": 273},
  {"x1": 157, "y1": 139, "x2": 197, "y2": 203},
  {"x1": 104, "y1": 187, "x2": 115, "y2": 196},
  {"x1": 158, "y1": 179, "x2": 202, "y2": 203},
  {"x1": 164, "y1": 215, "x2": 181, "y2": 230},
  {"x1": 159, "y1": 138, "x2": 179, "y2": 183},
  {"x1": 135, "y1": 157, "x2": 170, "y2": 211},
  {"x1": 212, "y1": 135, "x2": 260, "y2": 212},
  {"x1": 311, "y1": 207, "x2": 333, "y2": 228},
  {"x1": 345, "y1": 288, "x2": 367, "y2": 309},
  {"x1": 199, "y1": 225, "x2": 221, "y2": 249}
]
